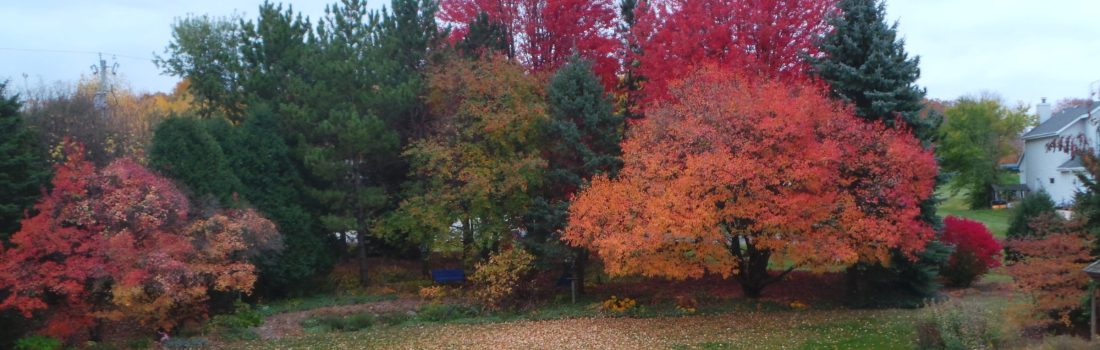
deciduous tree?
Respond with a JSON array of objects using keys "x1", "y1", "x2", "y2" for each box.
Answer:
[
  {"x1": 629, "y1": 0, "x2": 835, "y2": 107},
  {"x1": 564, "y1": 68, "x2": 937, "y2": 297},
  {"x1": 388, "y1": 55, "x2": 547, "y2": 262},
  {"x1": 439, "y1": 0, "x2": 619, "y2": 87},
  {"x1": 0, "y1": 142, "x2": 280, "y2": 342},
  {"x1": 939, "y1": 96, "x2": 1031, "y2": 209}
]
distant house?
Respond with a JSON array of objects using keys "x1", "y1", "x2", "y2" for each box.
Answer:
[{"x1": 1018, "y1": 100, "x2": 1100, "y2": 206}]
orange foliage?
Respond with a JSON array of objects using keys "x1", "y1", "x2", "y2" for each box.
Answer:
[
  {"x1": 1004, "y1": 215, "x2": 1092, "y2": 328},
  {"x1": 563, "y1": 67, "x2": 937, "y2": 297}
]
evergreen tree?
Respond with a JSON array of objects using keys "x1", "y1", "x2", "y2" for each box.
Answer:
[
  {"x1": 457, "y1": 12, "x2": 511, "y2": 58},
  {"x1": 813, "y1": 0, "x2": 948, "y2": 307},
  {"x1": 811, "y1": 0, "x2": 935, "y2": 140},
  {"x1": 148, "y1": 116, "x2": 244, "y2": 208},
  {"x1": 0, "y1": 82, "x2": 51, "y2": 240},
  {"x1": 216, "y1": 107, "x2": 335, "y2": 295},
  {"x1": 1007, "y1": 190, "x2": 1057, "y2": 239},
  {"x1": 525, "y1": 58, "x2": 624, "y2": 295}
]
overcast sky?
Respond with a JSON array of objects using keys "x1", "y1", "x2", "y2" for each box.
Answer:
[{"x1": 2, "y1": 0, "x2": 1099, "y2": 108}]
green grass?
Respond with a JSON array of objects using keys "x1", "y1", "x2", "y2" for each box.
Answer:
[{"x1": 937, "y1": 187, "x2": 1013, "y2": 238}]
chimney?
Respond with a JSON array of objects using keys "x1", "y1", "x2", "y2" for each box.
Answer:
[{"x1": 1038, "y1": 97, "x2": 1052, "y2": 124}]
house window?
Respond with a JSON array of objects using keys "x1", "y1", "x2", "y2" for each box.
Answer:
[{"x1": 1050, "y1": 178, "x2": 1055, "y2": 184}]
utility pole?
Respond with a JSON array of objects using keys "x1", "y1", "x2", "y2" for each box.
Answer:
[{"x1": 90, "y1": 53, "x2": 118, "y2": 113}]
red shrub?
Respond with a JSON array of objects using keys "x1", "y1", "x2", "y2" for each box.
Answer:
[{"x1": 940, "y1": 216, "x2": 1002, "y2": 287}]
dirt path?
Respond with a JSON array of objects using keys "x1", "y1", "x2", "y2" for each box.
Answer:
[{"x1": 255, "y1": 298, "x2": 423, "y2": 340}]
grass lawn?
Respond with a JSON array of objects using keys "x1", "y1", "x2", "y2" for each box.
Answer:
[
  {"x1": 230, "y1": 308, "x2": 919, "y2": 350},
  {"x1": 936, "y1": 187, "x2": 1013, "y2": 238}
]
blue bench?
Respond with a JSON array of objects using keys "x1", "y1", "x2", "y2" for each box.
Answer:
[{"x1": 430, "y1": 269, "x2": 466, "y2": 284}]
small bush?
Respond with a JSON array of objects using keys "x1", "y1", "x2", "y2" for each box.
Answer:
[
  {"x1": 162, "y1": 337, "x2": 209, "y2": 350},
  {"x1": 1004, "y1": 215, "x2": 1092, "y2": 329},
  {"x1": 916, "y1": 299, "x2": 1012, "y2": 349},
  {"x1": 1032, "y1": 335, "x2": 1100, "y2": 350},
  {"x1": 418, "y1": 285, "x2": 449, "y2": 303},
  {"x1": 14, "y1": 336, "x2": 61, "y2": 350},
  {"x1": 417, "y1": 303, "x2": 479, "y2": 322},
  {"x1": 600, "y1": 295, "x2": 638, "y2": 315},
  {"x1": 940, "y1": 216, "x2": 1002, "y2": 287},
  {"x1": 205, "y1": 300, "x2": 263, "y2": 341},
  {"x1": 469, "y1": 248, "x2": 536, "y2": 311},
  {"x1": 1007, "y1": 190, "x2": 1056, "y2": 239}
]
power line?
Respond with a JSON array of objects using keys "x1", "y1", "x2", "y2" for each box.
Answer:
[{"x1": 0, "y1": 47, "x2": 153, "y2": 62}]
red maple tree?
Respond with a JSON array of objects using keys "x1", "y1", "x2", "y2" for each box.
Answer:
[
  {"x1": 563, "y1": 67, "x2": 936, "y2": 297},
  {"x1": 0, "y1": 140, "x2": 280, "y2": 341},
  {"x1": 629, "y1": 0, "x2": 836, "y2": 107},
  {"x1": 439, "y1": 0, "x2": 619, "y2": 87}
]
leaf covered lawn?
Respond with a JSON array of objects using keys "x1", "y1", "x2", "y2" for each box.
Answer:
[{"x1": 230, "y1": 308, "x2": 917, "y2": 350}]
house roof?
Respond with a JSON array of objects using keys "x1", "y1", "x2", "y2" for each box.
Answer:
[
  {"x1": 1022, "y1": 103, "x2": 1099, "y2": 140},
  {"x1": 1058, "y1": 157, "x2": 1085, "y2": 170}
]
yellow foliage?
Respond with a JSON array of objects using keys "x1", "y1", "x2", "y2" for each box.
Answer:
[
  {"x1": 601, "y1": 295, "x2": 637, "y2": 314},
  {"x1": 470, "y1": 248, "x2": 536, "y2": 311}
]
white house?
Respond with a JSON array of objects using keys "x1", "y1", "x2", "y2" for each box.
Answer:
[{"x1": 1018, "y1": 99, "x2": 1100, "y2": 206}]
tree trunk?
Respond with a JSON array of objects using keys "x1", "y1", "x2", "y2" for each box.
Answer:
[
  {"x1": 357, "y1": 230, "x2": 370, "y2": 287},
  {"x1": 461, "y1": 216, "x2": 474, "y2": 264},
  {"x1": 573, "y1": 248, "x2": 588, "y2": 296}
]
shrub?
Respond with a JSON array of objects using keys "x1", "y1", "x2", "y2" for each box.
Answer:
[
  {"x1": 915, "y1": 299, "x2": 1012, "y2": 349},
  {"x1": 600, "y1": 296, "x2": 638, "y2": 315},
  {"x1": 940, "y1": 216, "x2": 1002, "y2": 287},
  {"x1": 1007, "y1": 190, "x2": 1056, "y2": 239},
  {"x1": 469, "y1": 248, "x2": 536, "y2": 311},
  {"x1": 418, "y1": 285, "x2": 448, "y2": 304},
  {"x1": 205, "y1": 300, "x2": 263, "y2": 341},
  {"x1": 1004, "y1": 215, "x2": 1092, "y2": 329},
  {"x1": 14, "y1": 336, "x2": 62, "y2": 350},
  {"x1": 417, "y1": 303, "x2": 479, "y2": 322}
]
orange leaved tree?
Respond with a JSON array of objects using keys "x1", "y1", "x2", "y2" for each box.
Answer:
[
  {"x1": 0, "y1": 141, "x2": 280, "y2": 342},
  {"x1": 563, "y1": 67, "x2": 937, "y2": 297}
]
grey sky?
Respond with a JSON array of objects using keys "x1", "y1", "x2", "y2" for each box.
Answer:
[{"x1": 2, "y1": 0, "x2": 1099, "y2": 109}]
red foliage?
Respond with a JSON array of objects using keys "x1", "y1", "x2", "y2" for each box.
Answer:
[
  {"x1": 939, "y1": 216, "x2": 1002, "y2": 287},
  {"x1": 439, "y1": 0, "x2": 619, "y2": 87},
  {"x1": 0, "y1": 140, "x2": 280, "y2": 341},
  {"x1": 563, "y1": 67, "x2": 937, "y2": 297},
  {"x1": 1004, "y1": 214, "x2": 1092, "y2": 328},
  {"x1": 630, "y1": 0, "x2": 836, "y2": 106}
]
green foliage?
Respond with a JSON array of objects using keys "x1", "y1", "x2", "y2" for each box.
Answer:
[
  {"x1": 149, "y1": 116, "x2": 243, "y2": 206},
  {"x1": 846, "y1": 241, "x2": 952, "y2": 309},
  {"x1": 13, "y1": 336, "x2": 61, "y2": 350},
  {"x1": 915, "y1": 299, "x2": 1012, "y2": 350},
  {"x1": 416, "y1": 303, "x2": 479, "y2": 322},
  {"x1": 811, "y1": 0, "x2": 935, "y2": 142},
  {"x1": 0, "y1": 82, "x2": 52, "y2": 240},
  {"x1": 206, "y1": 300, "x2": 264, "y2": 341},
  {"x1": 470, "y1": 248, "x2": 537, "y2": 311},
  {"x1": 939, "y1": 96, "x2": 1031, "y2": 209},
  {"x1": 1007, "y1": 190, "x2": 1057, "y2": 239},
  {"x1": 458, "y1": 12, "x2": 511, "y2": 57},
  {"x1": 155, "y1": 14, "x2": 245, "y2": 118},
  {"x1": 216, "y1": 107, "x2": 333, "y2": 294}
]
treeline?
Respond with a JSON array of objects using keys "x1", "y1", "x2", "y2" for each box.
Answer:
[{"x1": 0, "y1": 0, "x2": 954, "y2": 343}]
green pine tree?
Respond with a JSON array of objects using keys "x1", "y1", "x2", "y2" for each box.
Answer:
[
  {"x1": 811, "y1": 0, "x2": 935, "y2": 140},
  {"x1": 0, "y1": 82, "x2": 51, "y2": 240},
  {"x1": 525, "y1": 58, "x2": 624, "y2": 295}
]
